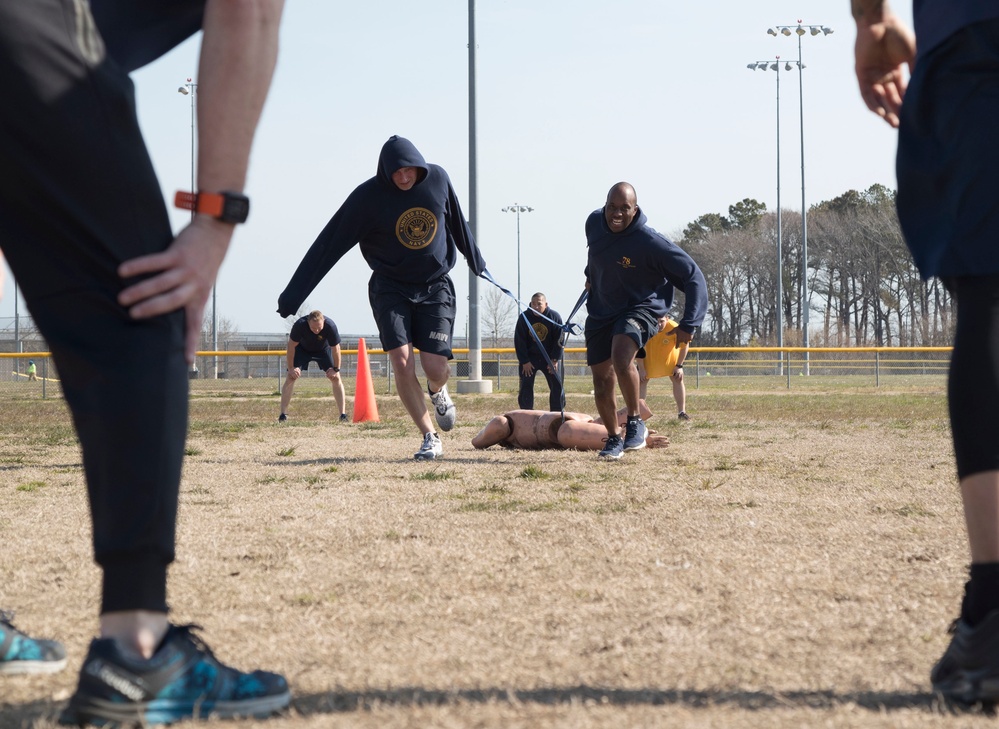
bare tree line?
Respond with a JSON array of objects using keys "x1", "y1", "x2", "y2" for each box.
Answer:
[{"x1": 678, "y1": 183, "x2": 953, "y2": 347}]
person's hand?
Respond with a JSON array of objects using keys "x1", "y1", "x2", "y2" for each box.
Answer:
[
  {"x1": 674, "y1": 328, "x2": 693, "y2": 345},
  {"x1": 117, "y1": 217, "x2": 233, "y2": 364},
  {"x1": 328, "y1": 369, "x2": 341, "y2": 383},
  {"x1": 671, "y1": 366, "x2": 684, "y2": 383},
  {"x1": 522, "y1": 362, "x2": 536, "y2": 377},
  {"x1": 854, "y1": 5, "x2": 915, "y2": 128},
  {"x1": 288, "y1": 367, "x2": 301, "y2": 381}
]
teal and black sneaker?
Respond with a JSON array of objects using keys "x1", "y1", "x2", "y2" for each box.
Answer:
[
  {"x1": 60, "y1": 624, "x2": 290, "y2": 726},
  {"x1": 0, "y1": 610, "x2": 67, "y2": 674}
]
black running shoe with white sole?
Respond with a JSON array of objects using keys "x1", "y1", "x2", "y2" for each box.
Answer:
[{"x1": 931, "y1": 610, "x2": 999, "y2": 706}]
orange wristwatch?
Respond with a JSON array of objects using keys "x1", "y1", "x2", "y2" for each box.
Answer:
[{"x1": 174, "y1": 191, "x2": 250, "y2": 224}]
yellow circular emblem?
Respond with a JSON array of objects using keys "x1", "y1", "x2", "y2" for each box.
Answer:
[
  {"x1": 396, "y1": 208, "x2": 438, "y2": 250},
  {"x1": 532, "y1": 322, "x2": 549, "y2": 342}
]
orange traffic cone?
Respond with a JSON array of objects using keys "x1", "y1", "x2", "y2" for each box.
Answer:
[{"x1": 352, "y1": 337, "x2": 380, "y2": 423}]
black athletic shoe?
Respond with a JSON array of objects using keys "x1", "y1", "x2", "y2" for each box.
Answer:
[
  {"x1": 0, "y1": 610, "x2": 67, "y2": 675},
  {"x1": 60, "y1": 624, "x2": 290, "y2": 726},
  {"x1": 278, "y1": 413, "x2": 287, "y2": 423},
  {"x1": 339, "y1": 413, "x2": 348, "y2": 423},
  {"x1": 677, "y1": 411, "x2": 691, "y2": 422},
  {"x1": 931, "y1": 610, "x2": 999, "y2": 706}
]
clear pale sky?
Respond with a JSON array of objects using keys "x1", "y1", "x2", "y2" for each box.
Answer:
[{"x1": 0, "y1": 1, "x2": 915, "y2": 339}]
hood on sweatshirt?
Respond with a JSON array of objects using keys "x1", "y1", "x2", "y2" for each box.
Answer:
[{"x1": 377, "y1": 135, "x2": 429, "y2": 189}]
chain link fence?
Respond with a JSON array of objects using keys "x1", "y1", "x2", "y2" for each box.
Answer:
[{"x1": 0, "y1": 342, "x2": 952, "y2": 407}]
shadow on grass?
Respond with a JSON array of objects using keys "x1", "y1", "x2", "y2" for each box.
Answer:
[
  {"x1": 8, "y1": 685, "x2": 990, "y2": 725},
  {"x1": 291, "y1": 685, "x2": 952, "y2": 714}
]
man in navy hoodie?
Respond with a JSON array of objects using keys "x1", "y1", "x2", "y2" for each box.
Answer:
[
  {"x1": 278, "y1": 136, "x2": 487, "y2": 461},
  {"x1": 514, "y1": 292, "x2": 565, "y2": 411},
  {"x1": 584, "y1": 182, "x2": 707, "y2": 460}
]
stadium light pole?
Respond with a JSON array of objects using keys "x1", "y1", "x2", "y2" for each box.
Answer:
[
  {"x1": 501, "y1": 204, "x2": 534, "y2": 302},
  {"x1": 178, "y1": 78, "x2": 217, "y2": 379},
  {"x1": 769, "y1": 21, "x2": 832, "y2": 373},
  {"x1": 747, "y1": 56, "x2": 792, "y2": 375},
  {"x1": 457, "y1": 0, "x2": 491, "y2": 395}
]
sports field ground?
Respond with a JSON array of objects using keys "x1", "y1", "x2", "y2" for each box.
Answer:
[{"x1": 3, "y1": 377, "x2": 993, "y2": 727}]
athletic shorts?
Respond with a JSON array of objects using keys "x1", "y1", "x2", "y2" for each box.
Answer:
[
  {"x1": 369, "y1": 274, "x2": 456, "y2": 358},
  {"x1": 896, "y1": 18, "x2": 999, "y2": 279},
  {"x1": 293, "y1": 346, "x2": 335, "y2": 372},
  {"x1": 584, "y1": 309, "x2": 658, "y2": 366}
]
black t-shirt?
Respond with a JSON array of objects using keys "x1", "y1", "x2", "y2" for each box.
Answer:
[{"x1": 289, "y1": 316, "x2": 341, "y2": 353}]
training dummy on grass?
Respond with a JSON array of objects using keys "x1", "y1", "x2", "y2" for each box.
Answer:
[{"x1": 472, "y1": 401, "x2": 668, "y2": 451}]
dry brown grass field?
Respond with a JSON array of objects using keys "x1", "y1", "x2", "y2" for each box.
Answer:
[{"x1": 1, "y1": 375, "x2": 994, "y2": 728}]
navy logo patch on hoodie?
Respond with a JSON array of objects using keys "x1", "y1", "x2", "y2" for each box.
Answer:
[{"x1": 396, "y1": 208, "x2": 438, "y2": 249}]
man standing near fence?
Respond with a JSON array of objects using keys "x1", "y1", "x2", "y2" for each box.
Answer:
[
  {"x1": 0, "y1": 0, "x2": 290, "y2": 724},
  {"x1": 279, "y1": 309, "x2": 347, "y2": 423},
  {"x1": 514, "y1": 292, "x2": 565, "y2": 412},
  {"x1": 584, "y1": 182, "x2": 707, "y2": 460},
  {"x1": 853, "y1": 0, "x2": 999, "y2": 706}
]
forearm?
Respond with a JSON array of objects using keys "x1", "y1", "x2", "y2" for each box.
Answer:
[
  {"x1": 333, "y1": 345, "x2": 342, "y2": 370},
  {"x1": 197, "y1": 0, "x2": 283, "y2": 196}
]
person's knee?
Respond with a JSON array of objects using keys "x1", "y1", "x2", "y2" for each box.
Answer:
[
  {"x1": 592, "y1": 372, "x2": 615, "y2": 398},
  {"x1": 421, "y1": 354, "x2": 450, "y2": 382},
  {"x1": 389, "y1": 348, "x2": 414, "y2": 374}
]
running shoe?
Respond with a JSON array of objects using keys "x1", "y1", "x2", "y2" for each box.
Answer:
[
  {"x1": 414, "y1": 432, "x2": 443, "y2": 461},
  {"x1": 428, "y1": 385, "x2": 456, "y2": 432},
  {"x1": 0, "y1": 611, "x2": 66, "y2": 675},
  {"x1": 623, "y1": 416, "x2": 647, "y2": 451},
  {"x1": 931, "y1": 610, "x2": 999, "y2": 706},
  {"x1": 598, "y1": 434, "x2": 625, "y2": 460},
  {"x1": 60, "y1": 624, "x2": 290, "y2": 726}
]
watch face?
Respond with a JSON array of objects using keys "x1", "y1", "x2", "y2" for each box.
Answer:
[{"x1": 222, "y1": 194, "x2": 250, "y2": 224}]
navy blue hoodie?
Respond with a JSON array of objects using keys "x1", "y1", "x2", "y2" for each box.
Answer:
[
  {"x1": 278, "y1": 136, "x2": 486, "y2": 317},
  {"x1": 514, "y1": 305, "x2": 564, "y2": 366},
  {"x1": 584, "y1": 207, "x2": 707, "y2": 333}
]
